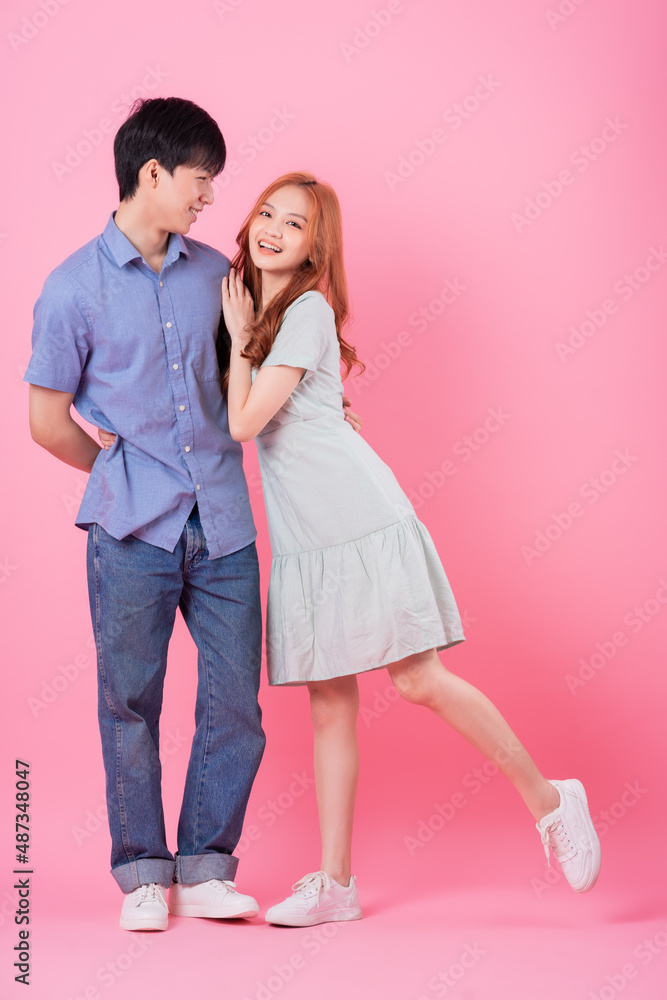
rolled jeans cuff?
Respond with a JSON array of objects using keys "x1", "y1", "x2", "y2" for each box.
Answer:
[
  {"x1": 174, "y1": 852, "x2": 239, "y2": 885},
  {"x1": 112, "y1": 858, "x2": 175, "y2": 893}
]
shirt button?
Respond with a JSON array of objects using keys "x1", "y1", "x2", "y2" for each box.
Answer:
[
  {"x1": 159, "y1": 281, "x2": 164, "y2": 287},
  {"x1": 184, "y1": 446, "x2": 191, "y2": 452},
  {"x1": 172, "y1": 364, "x2": 179, "y2": 370},
  {"x1": 196, "y1": 484, "x2": 201, "y2": 491},
  {"x1": 166, "y1": 322, "x2": 172, "y2": 328},
  {"x1": 179, "y1": 405, "x2": 185, "y2": 411}
]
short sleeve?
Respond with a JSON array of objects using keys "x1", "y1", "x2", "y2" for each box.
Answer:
[
  {"x1": 261, "y1": 292, "x2": 331, "y2": 378},
  {"x1": 23, "y1": 271, "x2": 90, "y2": 392}
]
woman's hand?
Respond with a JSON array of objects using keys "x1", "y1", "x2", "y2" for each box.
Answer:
[
  {"x1": 222, "y1": 267, "x2": 255, "y2": 346},
  {"x1": 98, "y1": 429, "x2": 117, "y2": 451}
]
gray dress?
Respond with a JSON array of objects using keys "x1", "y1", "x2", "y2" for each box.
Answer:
[{"x1": 255, "y1": 290, "x2": 465, "y2": 685}]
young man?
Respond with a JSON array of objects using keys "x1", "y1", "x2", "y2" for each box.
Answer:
[{"x1": 25, "y1": 98, "x2": 267, "y2": 931}]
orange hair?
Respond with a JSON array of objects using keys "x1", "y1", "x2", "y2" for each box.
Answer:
[{"x1": 228, "y1": 171, "x2": 365, "y2": 381}]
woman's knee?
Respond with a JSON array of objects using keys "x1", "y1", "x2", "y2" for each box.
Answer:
[
  {"x1": 308, "y1": 676, "x2": 359, "y2": 729},
  {"x1": 387, "y1": 650, "x2": 441, "y2": 708}
]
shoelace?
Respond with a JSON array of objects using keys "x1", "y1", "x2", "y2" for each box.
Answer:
[
  {"x1": 291, "y1": 871, "x2": 332, "y2": 899},
  {"x1": 136, "y1": 883, "x2": 168, "y2": 909},
  {"x1": 211, "y1": 879, "x2": 239, "y2": 897},
  {"x1": 540, "y1": 818, "x2": 576, "y2": 866}
]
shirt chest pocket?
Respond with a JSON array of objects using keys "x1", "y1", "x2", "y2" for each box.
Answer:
[{"x1": 187, "y1": 313, "x2": 222, "y2": 382}]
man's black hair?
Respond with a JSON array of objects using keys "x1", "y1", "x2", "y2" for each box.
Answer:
[{"x1": 114, "y1": 97, "x2": 226, "y2": 201}]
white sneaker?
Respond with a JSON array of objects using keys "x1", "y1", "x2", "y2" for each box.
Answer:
[
  {"x1": 265, "y1": 871, "x2": 362, "y2": 927},
  {"x1": 120, "y1": 883, "x2": 169, "y2": 931},
  {"x1": 536, "y1": 778, "x2": 601, "y2": 892},
  {"x1": 169, "y1": 879, "x2": 259, "y2": 918}
]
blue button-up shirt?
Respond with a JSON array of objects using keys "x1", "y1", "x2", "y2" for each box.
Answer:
[{"x1": 24, "y1": 213, "x2": 256, "y2": 560}]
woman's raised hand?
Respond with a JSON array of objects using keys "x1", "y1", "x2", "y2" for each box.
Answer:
[{"x1": 222, "y1": 267, "x2": 255, "y2": 345}]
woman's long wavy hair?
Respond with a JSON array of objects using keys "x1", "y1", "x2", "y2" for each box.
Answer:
[{"x1": 218, "y1": 172, "x2": 364, "y2": 388}]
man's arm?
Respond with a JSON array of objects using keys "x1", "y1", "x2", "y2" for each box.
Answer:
[{"x1": 29, "y1": 385, "x2": 101, "y2": 473}]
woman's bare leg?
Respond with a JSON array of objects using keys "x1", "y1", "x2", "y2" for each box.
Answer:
[
  {"x1": 307, "y1": 674, "x2": 360, "y2": 886},
  {"x1": 386, "y1": 649, "x2": 559, "y2": 821}
]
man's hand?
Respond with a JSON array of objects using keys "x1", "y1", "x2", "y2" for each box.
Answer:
[{"x1": 343, "y1": 396, "x2": 362, "y2": 434}]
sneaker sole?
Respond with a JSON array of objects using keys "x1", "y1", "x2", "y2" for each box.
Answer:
[
  {"x1": 265, "y1": 907, "x2": 363, "y2": 927},
  {"x1": 119, "y1": 916, "x2": 168, "y2": 931},
  {"x1": 169, "y1": 904, "x2": 259, "y2": 919}
]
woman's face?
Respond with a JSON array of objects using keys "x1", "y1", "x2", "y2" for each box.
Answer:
[{"x1": 248, "y1": 184, "x2": 311, "y2": 280}]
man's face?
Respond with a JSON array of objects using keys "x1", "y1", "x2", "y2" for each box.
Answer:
[{"x1": 152, "y1": 164, "x2": 215, "y2": 234}]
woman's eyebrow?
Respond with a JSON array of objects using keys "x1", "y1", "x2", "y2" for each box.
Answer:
[{"x1": 262, "y1": 201, "x2": 308, "y2": 222}]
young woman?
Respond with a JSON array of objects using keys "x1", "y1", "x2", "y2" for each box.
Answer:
[{"x1": 220, "y1": 171, "x2": 601, "y2": 926}]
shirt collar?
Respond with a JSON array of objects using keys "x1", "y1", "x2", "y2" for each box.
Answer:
[
  {"x1": 102, "y1": 212, "x2": 191, "y2": 269},
  {"x1": 164, "y1": 230, "x2": 190, "y2": 266}
]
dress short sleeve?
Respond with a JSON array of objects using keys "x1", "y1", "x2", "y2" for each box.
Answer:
[
  {"x1": 24, "y1": 272, "x2": 90, "y2": 393},
  {"x1": 261, "y1": 291, "x2": 332, "y2": 379}
]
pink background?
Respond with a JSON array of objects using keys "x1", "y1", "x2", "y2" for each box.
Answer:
[{"x1": 2, "y1": 1, "x2": 666, "y2": 997}]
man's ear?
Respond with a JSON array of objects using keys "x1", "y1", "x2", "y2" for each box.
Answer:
[{"x1": 139, "y1": 159, "x2": 160, "y2": 190}]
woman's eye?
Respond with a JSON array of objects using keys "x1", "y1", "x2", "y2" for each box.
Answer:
[
  {"x1": 259, "y1": 210, "x2": 270, "y2": 217},
  {"x1": 287, "y1": 221, "x2": 301, "y2": 228}
]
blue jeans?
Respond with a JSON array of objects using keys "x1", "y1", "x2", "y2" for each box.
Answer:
[{"x1": 86, "y1": 506, "x2": 265, "y2": 893}]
